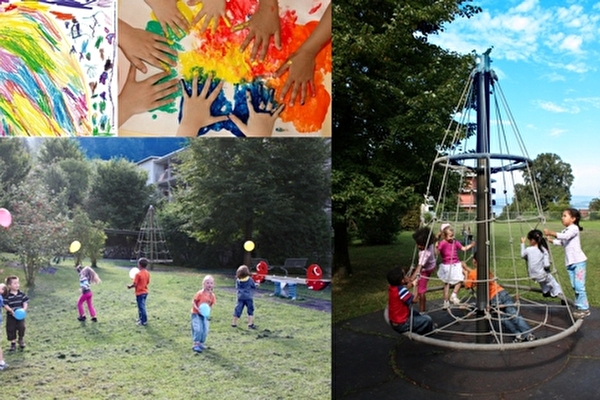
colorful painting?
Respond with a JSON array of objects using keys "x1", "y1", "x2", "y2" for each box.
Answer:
[
  {"x1": 0, "y1": 0, "x2": 116, "y2": 136},
  {"x1": 118, "y1": 0, "x2": 331, "y2": 137}
]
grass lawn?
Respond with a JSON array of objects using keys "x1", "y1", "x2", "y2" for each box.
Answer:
[
  {"x1": 0, "y1": 259, "x2": 331, "y2": 399},
  {"x1": 334, "y1": 219, "x2": 600, "y2": 324}
]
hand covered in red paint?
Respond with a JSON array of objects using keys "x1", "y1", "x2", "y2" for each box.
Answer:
[
  {"x1": 235, "y1": 0, "x2": 281, "y2": 61},
  {"x1": 145, "y1": 0, "x2": 189, "y2": 37},
  {"x1": 228, "y1": 90, "x2": 284, "y2": 137},
  {"x1": 188, "y1": 0, "x2": 227, "y2": 33},
  {"x1": 177, "y1": 74, "x2": 229, "y2": 136},
  {"x1": 118, "y1": 64, "x2": 179, "y2": 126},
  {"x1": 118, "y1": 19, "x2": 178, "y2": 73}
]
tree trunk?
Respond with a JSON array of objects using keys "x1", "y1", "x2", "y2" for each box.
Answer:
[{"x1": 333, "y1": 219, "x2": 352, "y2": 277}]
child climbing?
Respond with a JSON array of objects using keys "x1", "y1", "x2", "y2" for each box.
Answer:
[
  {"x1": 437, "y1": 224, "x2": 475, "y2": 309},
  {"x1": 520, "y1": 230, "x2": 564, "y2": 301},
  {"x1": 410, "y1": 227, "x2": 437, "y2": 313},
  {"x1": 386, "y1": 267, "x2": 433, "y2": 335}
]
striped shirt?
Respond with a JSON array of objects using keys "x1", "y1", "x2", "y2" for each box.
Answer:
[{"x1": 5, "y1": 290, "x2": 29, "y2": 310}]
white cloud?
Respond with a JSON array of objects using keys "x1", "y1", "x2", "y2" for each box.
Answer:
[
  {"x1": 514, "y1": 0, "x2": 538, "y2": 13},
  {"x1": 549, "y1": 128, "x2": 567, "y2": 136},
  {"x1": 536, "y1": 101, "x2": 570, "y2": 113},
  {"x1": 559, "y1": 35, "x2": 583, "y2": 53}
]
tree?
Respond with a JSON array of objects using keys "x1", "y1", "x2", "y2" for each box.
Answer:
[
  {"x1": 71, "y1": 207, "x2": 107, "y2": 268},
  {"x1": 86, "y1": 159, "x2": 152, "y2": 230},
  {"x1": 0, "y1": 138, "x2": 32, "y2": 205},
  {"x1": 332, "y1": 0, "x2": 480, "y2": 276},
  {"x1": 522, "y1": 153, "x2": 573, "y2": 210},
  {"x1": 174, "y1": 139, "x2": 331, "y2": 267},
  {"x1": 37, "y1": 138, "x2": 84, "y2": 164},
  {"x1": 2, "y1": 172, "x2": 69, "y2": 287}
]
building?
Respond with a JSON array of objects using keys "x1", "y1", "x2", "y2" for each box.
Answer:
[{"x1": 136, "y1": 147, "x2": 185, "y2": 200}]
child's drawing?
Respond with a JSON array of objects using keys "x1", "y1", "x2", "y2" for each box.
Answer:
[{"x1": 0, "y1": 0, "x2": 116, "y2": 136}]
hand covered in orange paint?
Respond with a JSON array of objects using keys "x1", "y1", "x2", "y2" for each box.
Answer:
[
  {"x1": 274, "y1": 3, "x2": 331, "y2": 106},
  {"x1": 235, "y1": 0, "x2": 281, "y2": 61},
  {"x1": 118, "y1": 19, "x2": 178, "y2": 73},
  {"x1": 229, "y1": 90, "x2": 284, "y2": 137},
  {"x1": 145, "y1": 0, "x2": 189, "y2": 37},
  {"x1": 118, "y1": 65, "x2": 180, "y2": 126},
  {"x1": 188, "y1": 0, "x2": 227, "y2": 33},
  {"x1": 176, "y1": 74, "x2": 229, "y2": 137}
]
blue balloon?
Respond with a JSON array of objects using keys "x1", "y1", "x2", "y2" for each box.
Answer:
[
  {"x1": 199, "y1": 303, "x2": 211, "y2": 318},
  {"x1": 14, "y1": 308, "x2": 26, "y2": 321}
]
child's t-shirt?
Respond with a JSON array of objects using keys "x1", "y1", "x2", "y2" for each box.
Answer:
[
  {"x1": 5, "y1": 290, "x2": 29, "y2": 311},
  {"x1": 418, "y1": 244, "x2": 437, "y2": 272},
  {"x1": 236, "y1": 277, "x2": 256, "y2": 300},
  {"x1": 438, "y1": 240, "x2": 462, "y2": 264},
  {"x1": 387, "y1": 285, "x2": 412, "y2": 325},
  {"x1": 191, "y1": 290, "x2": 216, "y2": 314},
  {"x1": 133, "y1": 269, "x2": 150, "y2": 296}
]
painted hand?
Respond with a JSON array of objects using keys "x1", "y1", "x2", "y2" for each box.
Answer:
[
  {"x1": 145, "y1": 0, "x2": 189, "y2": 37},
  {"x1": 119, "y1": 20, "x2": 178, "y2": 73},
  {"x1": 188, "y1": 0, "x2": 227, "y2": 33},
  {"x1": 274, "y1": 50, "x2": 316, "y2": 106},
  {"x1": 235, "y1": 0, "x2": 281, "y2": 61},
  {"x1": 228, "y1": 90, "x2": 284, "y2": 137},
  {"x1": 118, "y1": 64, "x2": 180, "y2": 126},
  {"x1": 177, "y1": 74, "x2": 229, "y2": 136}
]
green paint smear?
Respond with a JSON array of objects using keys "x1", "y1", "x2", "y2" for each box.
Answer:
[
  {"x1": 94, "y1": 36, "x2": 103, "y2": 49},
  {"x1": 99, "y1": 101, "x2": 106, "y2": 113}
]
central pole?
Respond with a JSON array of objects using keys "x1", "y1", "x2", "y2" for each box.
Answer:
[{"x1": 475, "y1": 50, "x2": 492, "y2": 342}]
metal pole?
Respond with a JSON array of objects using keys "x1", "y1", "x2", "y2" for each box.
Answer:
[{"x1": 475, "y1": 50, "x2": 492, "y2": 342}]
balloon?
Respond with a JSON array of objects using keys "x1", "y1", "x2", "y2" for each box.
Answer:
[
  {"x1": 129, "y1": 267, "x2": 140, "y2": 280},
  {"x1": 199, "y1": 303, "x2": 211, "y2": 318},
  {"x1": 14, "y1": 308, "x2": 26, "y2": 321},
  {"x1": 0, "y1": 208, "x2": 12, "y2": 228},
  {"x1": 69, "y1": 240, "x2": 81, "y2": 253},
  {"x1": 243, "y1": 240, "x2": 255, "y2": 252}
]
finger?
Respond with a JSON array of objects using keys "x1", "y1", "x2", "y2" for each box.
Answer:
[
  {"x1": 274, "y1": 30, "x2": 282, "y2": 50},
  {"x1": 308, "y1": 80, "x2": 316, "y2": 97},
  {"x1": 265, "y1": 101, "x2": 273, "y2": 112},
  {"x1": 180, "y1": 79, "x2": 190, "y2": 99},
  {"x1": 131, "y1": 58, "x2": 148, "y2": 74},
  {"x1": 153, "y1": 41, "x2": 178, "y2": 58},
  {"x1": 289, "y1": 83, "x2": 299, "y2": 106},
  {"x1": 199, "y1": 74, "x2": 213, "y2": 98},
  {"x1": 200, "y1": 15, "x2": 211, "y2": 34},
  {"x1": 232, "y1": 21, "x2": 249, "y2": 33},
  {"x1": 153, "y1": 78, "x2": 180, "y2": 93},
  {"x1": 127, "y1": 63, "x2": 138, "y2": 82},
  {"x1": 207, "y1": 115, "x2": 229, "y2": 125},
  {"x1": 300, "y1": 82, "x2": 307, "y2": 105},
  {"x1": 153, "y1": 83, "x2": 180, "y2": 101},
  {"x1": 274, "y1": 61, "x2": 290, "y2": 78},
  {"x1": 258, "y1": 38, "x2": 269, "y2": 61},
  {"x1": 191, "y1": 11, "x2": 204, "y2": 27},
  {"x1": 239, "y1": 32, "x2": 254, "y2": 53},
  {"x1": 245, "y1": 90, "x2": 255, "y2": 114},
  {"x1": 206, "y1": 79, "x2": 224, "y2": 102},
  {"x1": 228, "y1": 113, "x2": 246, "y2": 132},
  {"x1": 191, "y1": 74, "x2": 199, "y2": 97},
  {"x1": 271, "y1": 103, "x2": 285, "y2": 119},
  {"x1": 147, "y1": 70, "x2": 171, "y2": 85},
  {"x1": 250, "y1": 37, "x2": 262, "y2": 61},
  {"x1": 279, "y1": 78, "x2": 293, "y2": 101}
]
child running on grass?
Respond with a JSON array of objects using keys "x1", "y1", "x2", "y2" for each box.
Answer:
[
  {"x1": 437, "y1": 224, "x2": 475, "y2": 309},
  {"x1": 544, "y1": 208, "x2": 590, "y2": 319},
  {"x1": 127, "y1": 258, "x2": 150, "y2": 326},
  {"x1": 0, "y1": 283, "x2": 7, "y2": 369},
  {"x1": 191, "y1": 275, "x2": 216, "y2": 353},
  {"x1": 410, "y1": 227, "x2": 437, "y2": 313},
  {"x1": 520, "y1": 230, "x2": 564, "y2": 301},
  {"x1": 76, "y1": 265, "x2": 101, "y2": 322},
  {"x1": 232, "y1": 265, "x2": 258, "y2": 329},
  {"x1": 3, "y1": 276, "x2": 29, "y2": 351},
  {"x1": 386, "y1": 266, "x2": 433, "y2": 335}
]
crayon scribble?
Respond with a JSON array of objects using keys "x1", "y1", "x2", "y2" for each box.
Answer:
[{"x1": 0, "y1": 0, "x2": 115, "y2": 136}]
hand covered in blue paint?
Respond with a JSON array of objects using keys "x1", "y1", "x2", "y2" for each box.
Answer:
[
  {"x1": 228, "y1": 90, "x2": 284, "y2": 137},
  {"x1": 145, "y1": 0, "x2": 189, "y2": 37},
  {"x1": 118, "y1": 19, "x2": 178, "y2": 73},
  {"x1": 176, "y1": 74, "x2": 229, "y2": 137},
  {"x1": 188, "y1": 0, "x2": 227, "y2": 33},
  {"x1": 235, "y1": 0, "x2": 282, "y2": 61},
  {"x1": 118, "y1": 65, "x2": 180, "y2": 126}
]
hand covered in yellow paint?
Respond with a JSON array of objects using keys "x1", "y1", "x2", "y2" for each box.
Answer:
[
  {"x1": 118, "y1": 19, "x2": 178, "y2": 73},
  {"x1": 274, "y1": 3, "x2": 331, "y2": 106},
  {"x1": 188, "y1": 0, "x2": 227, "y2": 33},
  {"x1": 228, "y1": 90, "x2": 284, "y2": 137},
  {"x1": 236, "y1": 0, "x2": 282, "y2": 61},
  {"x1": 176, "y1": 74, "x2": 229, "y2": 137},
  {"x1": 145, "y1": 0, "x2": 189, "y2": 37},
  {"x1": 118, "y1": 65, "x2": 180, "y2": 126}
]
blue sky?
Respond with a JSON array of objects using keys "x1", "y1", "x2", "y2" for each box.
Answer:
[{"x1": 427, "y1": 0, "x2": 600, "y2": 200}]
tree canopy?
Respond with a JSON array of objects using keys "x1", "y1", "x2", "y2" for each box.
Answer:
[{"x1": 332, "y1": 0, "x2": 480, "y2": 275}]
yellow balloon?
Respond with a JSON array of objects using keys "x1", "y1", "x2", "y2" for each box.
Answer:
[
  {"x1": 243, "y1": 240, "x2": 255, "y2": 252},
  {"x1": 69, "y1": 240, "x2": 81, "y2": 253}
]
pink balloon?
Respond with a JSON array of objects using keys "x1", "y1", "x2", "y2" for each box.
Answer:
[{"x1": 0, "y1": 208, "x2": 11, "y2": 228}]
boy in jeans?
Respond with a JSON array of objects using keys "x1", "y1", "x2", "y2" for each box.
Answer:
[{"x1": 127, "y1": 258, "x2": 150, "y2": 326}]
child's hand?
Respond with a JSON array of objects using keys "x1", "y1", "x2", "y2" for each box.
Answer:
[
  {"x1": 188, "y1": 0, "x2": 227, "y2": 34},
  {"x1": 520, "y1": 237, "x2": 526, "y2": 244},
  {"x1": 145, "y1": 0, "x2": 189, "y2": 37},
  {"x1": 118, "y1": 19, "x2": 178, "y2": 73},
  {"x1": 235, "y1": 0, "x2": 281, "y2": 61},
  {"x1": 176, "y1": 74, "x2": 228, "y2": 136},
  {"x1": 228, "y1": 90, "x2": 284, "y2": 137}
]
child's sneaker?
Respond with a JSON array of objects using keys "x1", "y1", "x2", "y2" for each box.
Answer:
[
  {"x1": 526, "y1": 333, "x2": 536, "y2": 342},
  {"x1": 0, "y1": 361, "x2": 6, "y2": 370},
  {"x1": 192, "y1": 345, "x2": 203, "y2": 353},
  {"x1": 513, "y1": 334, "x2": 524, "y2": 343},
  {"x1": 442, "y1": 300, "x2": 450, "y2": 310},
  {"x1": 77, "y1": 316, "x2": 86, "y2": 322},
  {"x1": 18, "y1": 340, "x2": 25, "y2": 350},
  {"x1": 8, "y1": 343, "x2": 16, "y2": 352},
  {"x1": 248, "y1": 324, "x2": 257, "y2": 329},
  {"x1": 450, "y1": 293, "x2": 460, "y2": 305},
  {"x1": 91, "y1": 317, "x2": 97, "y2": 322},
  {"x1": 574, "y1": 309, "x2": 591, "y2": 319}
]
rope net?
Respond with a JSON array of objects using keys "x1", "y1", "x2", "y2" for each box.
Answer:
[{"x1": 399, "y1": 62, "x2": 582, "y2": 350}]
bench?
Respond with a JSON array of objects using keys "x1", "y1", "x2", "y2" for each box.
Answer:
[{"x1": 279, "y1": 258, "x2": 308, "y2": 276}]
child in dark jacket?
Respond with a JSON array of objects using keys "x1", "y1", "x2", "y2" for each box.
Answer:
[{"x1": 231, "y1": 265, "x2": 258, "y2": 329}]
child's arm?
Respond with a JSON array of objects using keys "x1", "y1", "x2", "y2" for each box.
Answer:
[{"x1": 460, "y1": 241, "x2": 476, "y2": 252}]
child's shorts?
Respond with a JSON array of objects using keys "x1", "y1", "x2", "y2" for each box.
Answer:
[
  {"x1": 438, "y1": 262, "x2": 463, "y2": 285},
  {"x1": 417, "y1": 269, "x2": 434, "y2": 295}
]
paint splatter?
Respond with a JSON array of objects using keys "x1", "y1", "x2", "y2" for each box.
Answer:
[{"x1": 147, "y1": 0, "x2": 331, "y2": 136}]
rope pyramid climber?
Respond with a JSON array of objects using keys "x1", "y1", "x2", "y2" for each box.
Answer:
[
  {"x1": 131, "y1": 205, "x2": 173, "y2": 264},
  {"x1": 398, "y1": 50, "x2": 582, "y2": 350}
]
